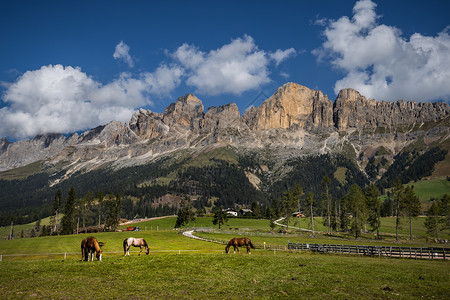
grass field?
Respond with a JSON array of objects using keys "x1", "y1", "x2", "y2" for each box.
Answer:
[
  {"x1": 0, "y1": 228, "x2": 449, "y2": 299},
  {"x1": 406, "y1": 178, "x2": 450, "y2": 202},
  {"x1": 1, "y1": 251, "x2": 449, "y2": 299}
]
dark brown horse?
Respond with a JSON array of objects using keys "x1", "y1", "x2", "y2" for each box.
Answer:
[
  {"x1": 225, "y1": 237, "x2": 255, "y2": 254},
  {"x1": 123, "y1": 237, "x2": 150, "y2": 256},
  {"x1": 81, "y1": 236, "x2": 103, "y2": 261}
]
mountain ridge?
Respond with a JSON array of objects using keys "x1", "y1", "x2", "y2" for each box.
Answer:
[{"x1": 0, "y1": 82, "x2": 449, "y2": 176}]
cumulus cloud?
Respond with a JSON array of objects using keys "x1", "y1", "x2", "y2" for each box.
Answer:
[
  {"x1": 172, "y1": 35, "x2": 295, "y2": 95},
  {"x1": 269, "y1": 48, "x2": 296, "y2": 66},
  {"x1": 0, "y1": 64, "x2": 182, "y2": 139},
  {"x1": 313, "y1": 0, "x2": 450, "y2": 102},
  {"x1": 0, "y1": 37, "x2": 296, "y2": 139},
  {"x1": 113, "y1": 41, "x2": 134, "y2": 68}
]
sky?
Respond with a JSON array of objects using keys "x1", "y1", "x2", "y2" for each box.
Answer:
[{"x1": 1, "y1": 0, "x2": 449, "y2": 140}]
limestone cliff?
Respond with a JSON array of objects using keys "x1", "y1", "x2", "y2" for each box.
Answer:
[
  {"x1": 334, "y1": 88, "x2": 450, "y2": 131},
  {"x1": 242, "y1": 83, "x2": 333, "y2": 131}
]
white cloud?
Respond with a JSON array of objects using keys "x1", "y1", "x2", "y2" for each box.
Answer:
[
  {"x1": 113, "y1": 41, "x2": 134, "y2": 68},
  {"x1": 0, "y1": 64, "x2": 182, "y2": 139},
  {"x1": 172, "y1": 35, "x2": 295, "y2": 95},
  {"x1": 314, "y1": 0, "x2": 450, "y2": 102},
  {"x1": 269, "y1": 48, "x2": 296, "y2": 66},
  {"x1": 0, "y1": 37, "x2": 296, "y2": 139}
]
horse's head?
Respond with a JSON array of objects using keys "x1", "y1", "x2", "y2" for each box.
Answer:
[{"x1": 96, "y1": 250, "x2": 102, "y2": 261}]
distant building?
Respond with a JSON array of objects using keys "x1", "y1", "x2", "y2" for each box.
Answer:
[
  {"x1": 224, "y1": 208, "x2": 238, "y2": 217},
  {"x1": 292, "y1": 211, "x2": 305, "y2": 218}
]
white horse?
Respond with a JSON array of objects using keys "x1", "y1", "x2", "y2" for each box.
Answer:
[{"x1": 123, "y1": 237, "x2": 149, "y2": 256}]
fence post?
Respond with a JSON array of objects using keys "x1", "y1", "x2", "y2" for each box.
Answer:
[
  {"x1": 0, "y1": 255, "x2": 2, "y2": 261},
  {"x1": 64, "y1": 252, "x2": 66, "y2": 260}
]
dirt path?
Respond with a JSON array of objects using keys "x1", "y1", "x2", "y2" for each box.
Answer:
[{"x1": 120, "y1": 215, "x2": 175, "y2": 225}]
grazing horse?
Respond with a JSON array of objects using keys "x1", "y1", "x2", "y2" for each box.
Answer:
[
  {"x1": 123, "y1": 237, "x2": 150, "y2": 256},
  {"x1": 81, "y1": 236, "x2": 103, "y2": 261},
  {"x1": 225, "y1": 237, "x2": 255, "y2": 254}
]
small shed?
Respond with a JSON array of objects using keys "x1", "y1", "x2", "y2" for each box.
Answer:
[{"x1": 292, "y1": 211, "x2": 305, "y2": 218}]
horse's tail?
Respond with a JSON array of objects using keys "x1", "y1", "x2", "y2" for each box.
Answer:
[{"x1": 123, "y1": 238, "x2": 128, "y2": 251}]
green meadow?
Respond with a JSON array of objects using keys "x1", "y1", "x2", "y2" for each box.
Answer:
[
  {"x1": 0, "y1": 217, "x2": 449, "y2": 299},
  {"x1": 405, "y1": 178, "x2": 450, "y2": 202}
]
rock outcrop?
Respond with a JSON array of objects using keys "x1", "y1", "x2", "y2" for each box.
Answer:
[
  {"x1": 334, "y1": 88, "x2": 450, "y2": 131},
  {"x1": 242, "y1": 83, "x2": 333, "y2": 131}
]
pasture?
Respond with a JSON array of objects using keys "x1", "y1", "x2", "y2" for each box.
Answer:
[{"x1": 0, "y1": 218, "x2": 449, "y2": 299}]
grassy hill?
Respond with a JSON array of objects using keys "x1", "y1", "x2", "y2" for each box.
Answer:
[{"x1": 405, "y1": 178, "x2": 450, "y2": 202}]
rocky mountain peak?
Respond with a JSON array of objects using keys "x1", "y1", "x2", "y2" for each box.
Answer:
[
  {"x1": 163, "y1": 94, "x2": 204, "y2": 131},
  {"x1": 242, "y1": 82, "x2": 333, "y2": 131},
  {"x1": 203, "y1": 103, "x2": 243, "y2": 133},
  {"x1": 333, "y1": 88, "x2": 450, "y2": 131}
]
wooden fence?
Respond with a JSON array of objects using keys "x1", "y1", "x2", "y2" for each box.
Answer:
[{"x1": 288, "y1": 242, "x2": 448, "y2": 260}]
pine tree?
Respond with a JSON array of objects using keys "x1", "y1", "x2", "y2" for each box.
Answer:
[
  {"x1": 175, "y1": 198, "x2": 196, "y2": 228},
  {"x1": 425, "y1": 201, "x2": 440, "y2": 239},
  {"x1": 402, "y1": 186, "x2": 421, "y2": 240},
  {"x1": 305, "y1": 192, "x2": 316, "y2": 235},
  {"x1": 212, "y1": 205, "x2": 228, "y2": 229},
  {"x1": 365, "y1": 184, "x2": 381, "y2": 239},
  {"x1": 339, "y1": 195, "x2": 350, "y2": 233},
  {"x1": 280, "y1": 184, "x2": 303, "y2": 232},
  {"x1": 60, "y1": 187, "x2": 76, "y2": 235},
  {"x1": 105, "y1": 194, "x2": 122, "y2": 231},
  {"x1": 392, "y1": 178, "x2": 404, "y2": 242},
  {"x1": 347, "y1": 184, "x2": 367, "y2": 239},
  {"x1": 321, "y1": 176, "x2": 332, "y2": 235},
  {"x1": 439, "y1": 194, "x2": 450, "y2": 232},
  {"x1": 97, "y1": 191, "x2": 104, "y2": 228},
  {"x1": 50, "y1": 189, "x2": 62, "y2": 234}
]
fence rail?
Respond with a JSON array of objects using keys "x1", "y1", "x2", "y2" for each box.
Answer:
[{"x1": 288, "y1": 242, "x2": 448, "y2": 260}]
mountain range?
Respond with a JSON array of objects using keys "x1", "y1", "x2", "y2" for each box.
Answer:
[{"x1": 1, "y1": 82, "x2": 449, "y2": 225}]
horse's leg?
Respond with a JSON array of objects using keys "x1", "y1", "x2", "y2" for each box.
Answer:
[
  {"x1": 139, "y1": 246, "x2": 143, "y2": 256},
  {"x1": 247, "y1": 245, "x2": 251, "y2": 254}
]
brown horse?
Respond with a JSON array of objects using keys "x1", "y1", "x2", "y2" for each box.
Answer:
[
  {"x1": 123, "y1": 237, "x2": 150, "y2": 256},
  {"x1": 225, "y1": 237, "x2": 255, "y2": 254},
  {"x1": 81, "y1": 236, "x2": 103, "y2": 261}
]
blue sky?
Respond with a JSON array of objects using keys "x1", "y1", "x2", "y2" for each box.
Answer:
[{"x1": 1, "y1": 0, "x2": 449, "y2": 140}]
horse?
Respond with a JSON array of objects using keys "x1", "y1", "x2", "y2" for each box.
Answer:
[
  {"x1": 123, "y1": 237, "x2": 150, "y2": 256},
  {"x1": 225, "y1": 237, "x2": 255, "y2": 254},
  {"x1": 81, "y1": 236, "x2": 103, "y2": 261}
]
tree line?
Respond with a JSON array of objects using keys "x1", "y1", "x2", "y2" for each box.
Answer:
[
  {"x1": 30, "y1": 187, "x2": 123, "y2": 237},
  {"x1": 275, "y1": 177, "x2": 449, "y2": 240}
]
